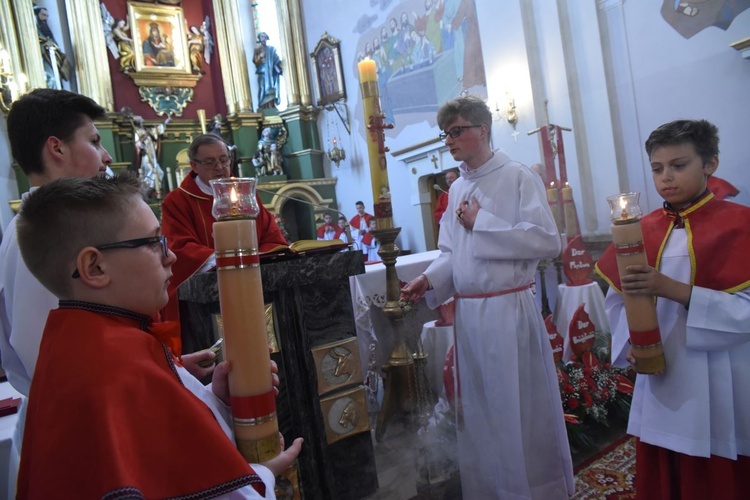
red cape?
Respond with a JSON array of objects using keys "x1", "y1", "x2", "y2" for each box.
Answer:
[
  {"x1": 17, "y1": 303, "x2": 265, "y2": 498},
  {"x1": 434, "y1": 191, "x2": 449, "y2": 224},
  {"x1": 595, "y1": 193, "x2": 750, "y2": 293},
  {"x1": 348, "y1": 213, "x2": 373, "y2": 230},
  {"x1": 316, "y1": 223, "x2": 343, "y2": 240},
  {"x1": 160, "y1": 172, "x2": 288, "y2": 325},
  {"x1": 707, "y1": 176, "x2": 739, "y2": 200}
]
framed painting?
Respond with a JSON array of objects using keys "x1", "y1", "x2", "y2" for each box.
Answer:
[
  {"x1": 310, "y1": 32, "x2": 346, "y2": 107},
  {"x1": 128, "y1": 1, "x2": 191, "y2": 76}
]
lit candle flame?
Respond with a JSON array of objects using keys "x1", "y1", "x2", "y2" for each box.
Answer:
[{"x1": 229, "y1": 185, "x2": 239, "y2": 215}]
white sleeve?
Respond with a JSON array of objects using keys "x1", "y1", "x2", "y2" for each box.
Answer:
[
  {"x1": 685, "y1": 286, "x2": 750, "y2": 351},
  {"x1": 604, "y1": 287, "x2": 631, "y2": 367}
]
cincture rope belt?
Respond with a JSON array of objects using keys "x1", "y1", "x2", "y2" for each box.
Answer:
[{"x1": 454, "y1": 283, "x2": 532, "y2": 299}]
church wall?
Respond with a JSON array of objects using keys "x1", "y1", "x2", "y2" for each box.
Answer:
[{"x1": 300, "y1": 0, "x2": 750, "y2": 253}]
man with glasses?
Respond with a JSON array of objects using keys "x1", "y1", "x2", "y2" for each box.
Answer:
[
  {"x1": 160, "y1": 134, "x2": 287, "y2": 325},
  {"x1": 401, "y1": 95, "x2": 574, "y2": 499}
]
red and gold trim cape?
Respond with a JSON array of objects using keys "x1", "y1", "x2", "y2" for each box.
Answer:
[
  {"x1": 17, "y1": 302, "x2": 266, "y2": 499},
  {"x1": 595, "y1": 192, "x2": 750, "y2": 294}
]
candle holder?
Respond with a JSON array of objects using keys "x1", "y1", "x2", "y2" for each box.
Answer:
[
  {"x1": 606, "y1": 192, "x2": 666, "y2": 374},
  {"x1": 211, "y1": 177, "x2": 281, "y2": 461}
]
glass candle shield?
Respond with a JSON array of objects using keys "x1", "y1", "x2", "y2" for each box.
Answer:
[
  {"x1": 210, "y1": 178, "x2": 260, "y2": 220},
  {"x1": 607, "y1": 192, "x2": 643, "y2": 223}
]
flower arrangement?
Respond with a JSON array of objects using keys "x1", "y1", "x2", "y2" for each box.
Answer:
[{"x1": 557, "y1": 348, "x2": 635, "y2": 452}]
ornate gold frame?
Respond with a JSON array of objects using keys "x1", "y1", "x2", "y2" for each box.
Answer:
[
  {"x1": 127, "y1": 1, "x2": 198, "y2": 88},
  {"x1": 310, "y1": 32, "x2": 346, "y2": 107}
]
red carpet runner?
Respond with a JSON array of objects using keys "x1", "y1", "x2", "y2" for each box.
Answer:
[{"x1": 573, "y1": 436, "x2": 636, "y2": 499}]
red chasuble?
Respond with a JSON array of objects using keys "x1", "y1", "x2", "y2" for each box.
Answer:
[
  {"x1": 160, "y1": 172, "x2": 288, "y2": 324},
  {"x1": 17, "y1": 303, "x2": 266, "y2": 499},
  {"x1": 595, "y1": 192, "x2": 750, "y2": 293},
  {"x1": 433, "y1": 191, "x2": 449, "y2": 225}
]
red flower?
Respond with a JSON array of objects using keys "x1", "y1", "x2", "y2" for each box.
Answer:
[
  {"x1": 583, "y1": 392, "x2": 593, "y2": 408},
  {"x1": 567, "y1": 398, "x2": 579, "y2": 410},
  {"x1": 563, "y1": 383, "x2": 575, "y2": 395}
]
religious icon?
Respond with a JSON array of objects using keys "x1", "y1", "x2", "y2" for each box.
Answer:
[
  {"x1": 310, "y1": 32, "x2": 347, "y2": 106},
  {"x1": 128, "y1": 2, "x2": 191, "y2": 76}
]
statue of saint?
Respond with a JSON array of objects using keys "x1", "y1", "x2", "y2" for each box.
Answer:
[
  {"x1": 35, "y1": 6, "x2": 71, "y2": 89},
  {"x1": 252, "y1": 32, "x2": 283, "y2": 109}
]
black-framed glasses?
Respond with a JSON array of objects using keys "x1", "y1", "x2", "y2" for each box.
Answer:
[
  {"x1": 72, "y1": 236, "x2": 168, "y2": 279},
  {"x1": 439, "y1": 125, "x2": 483, "y2": 141},
  {"x1": 193, "y1": 156, "x2": 231, "y2": 168}
]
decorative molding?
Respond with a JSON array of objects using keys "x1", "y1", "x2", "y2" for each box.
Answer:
[
  {"x1": 213, "y1": 0, "x2": 252, "y2": 113},
  {"x1": 66, "y1": 0, "x2": 114, "y2": 110},
  {"x1": 390, "y1": 137, "x2": 443, "y2": 159},
  {"x1": 596, "y1": 0, "x2": 625, "y2": 12}
]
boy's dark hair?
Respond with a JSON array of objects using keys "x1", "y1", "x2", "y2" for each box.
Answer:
[
  {"x1": 7, "y1": 89, "x2": 107, "y2": 176},
  {"x1": 338, "y1": 215, "x2": 346, "y2": 221},
  {"x1": 17, "y1": 174, "x2": 145, "y2": 299},
  {"x1": 355, "y1": 201, "x2": 364, "y2": 207},
  {"x1": 188, "y1": 134, "x2": 230, "y2": 161},
  {"x1": 645, "y1": 119, "x2": 719, "y2": 164},
  {"x1": 437, "y1": 95, "x2": 492, "y2": 143}
]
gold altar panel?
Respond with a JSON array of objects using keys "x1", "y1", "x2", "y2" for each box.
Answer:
[
  {"x1": 319, "y1": 386, "x2": 370, "y2": 444},
  {"x1": 310, "y1": 337, "x2": 363, "y2": 396}
]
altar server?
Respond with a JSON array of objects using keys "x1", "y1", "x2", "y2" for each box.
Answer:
[
  {"x1": 401, "y1": 95, "x2": 574, "y2": 499},
  {"x1": 15, "y1": 175, "x2": 302, "y2": 498},
  {"x1": 596, "y1": 119, "x2": 750, "y2": 499}
]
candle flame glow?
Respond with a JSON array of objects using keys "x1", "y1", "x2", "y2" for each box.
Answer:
[{"x1": 230, "y1": 186, "x2": 238, "y2": 204}]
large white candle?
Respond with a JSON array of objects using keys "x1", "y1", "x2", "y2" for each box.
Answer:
[
  {"x1": 212, "y1": 178, "x2": 280, "y2": 461},
  {"x1": 607, "y1": 192, "x2": 666, "y2": 374}
]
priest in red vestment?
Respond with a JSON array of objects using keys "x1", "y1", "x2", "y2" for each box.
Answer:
[
  {"x1": 433, "y1": 169, "x2": 459, "y2": 225},
  {"x1": 161, "y1": 135, "x2": 287, "y2": 327}
]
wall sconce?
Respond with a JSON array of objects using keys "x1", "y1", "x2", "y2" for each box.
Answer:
[
  {"x1": 495, "y1": 94, "x2": 519, "y2": 141},
  {"x1": 327, "y1": 137, "x2": 346, "y2": 167},
  {"x1": 0, "y1": 44, "x2": 28, "y2": 115}
]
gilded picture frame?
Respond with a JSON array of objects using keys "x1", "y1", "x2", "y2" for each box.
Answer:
[
  {"x1": 310, "y1": 32, "x2": 346, "y2": 107},
  {"x1": 128, "y1": 1, "x2": 191, "y2": 77}
]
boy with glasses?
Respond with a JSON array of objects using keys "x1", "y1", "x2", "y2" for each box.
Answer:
[
  {"x1": 401, "y1": 95, "x2": 573, "y2": 499},
  {"x1": 0, "y1": 89, "x2": 214, "y2": 498},
  {"x1": 15, "y1": 174, "x2": 302, "y2": 498},
  {"x1": 160, "y1": 134, "x2": 287, "y2": 326}
]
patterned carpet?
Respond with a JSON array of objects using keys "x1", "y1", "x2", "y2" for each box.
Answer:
[{"x1": 572, "y1": 436, "x2": 636, "y2": 499}]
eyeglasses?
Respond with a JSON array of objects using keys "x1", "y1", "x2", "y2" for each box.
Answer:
[
  {"x1": 72, "y1": 235, "x2": 169, "y2": 278},
  {"x1": 439, "y1": 125, "x2": 483, "y2": 141},
  {"x1": 193, "y1": 157, "x2": 231, "y2": 168}
]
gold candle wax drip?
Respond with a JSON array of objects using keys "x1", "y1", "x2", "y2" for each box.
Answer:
[
  {"x1": 607, "y1": 192, "x2": 666, "y2": 374},
  {"x1": 211, "y1": 178, "x2": 281, "y2": 461}
]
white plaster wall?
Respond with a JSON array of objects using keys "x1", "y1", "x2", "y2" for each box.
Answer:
[
  {"x1": 618, "y1": 3, "x2": 750, "y2": 211},
  {"x1": 302, "y1": 0, "x2": 750, "y2": 252}
]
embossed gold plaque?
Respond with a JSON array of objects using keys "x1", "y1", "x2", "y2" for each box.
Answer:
[
  {"x1": 211, "y1": 303, "x2": 280, "y2": 355},
  {"x1": 311, "y1": 337, "x2": 363, "y2": 395},
  {"x1": 319, "y1": 386, "x2": 369, "y2": 444}
]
